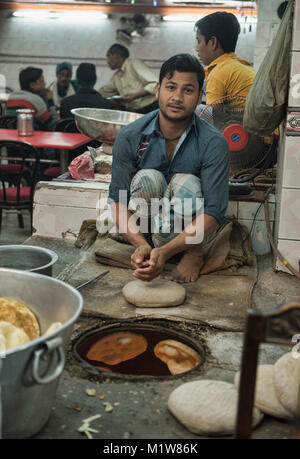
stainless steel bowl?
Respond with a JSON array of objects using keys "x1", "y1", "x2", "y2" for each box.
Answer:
[
  {"x1": 0, "y1": 268, "x2": 83, "y2": 439},
  {"x1": 71, "y1": 108, "x2": 144, "y2": 143},
  {"x1": 0, "y1": 245, "x2": 58, "y2": 276}
]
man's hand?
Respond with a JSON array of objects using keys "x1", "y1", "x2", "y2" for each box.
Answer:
[
  {"x1": 132, "y1": 247, "x2": 168, "y2": 282},
  {"x1": 122, "y1": 89, "x2": 148, "y2": 103},
  {"x1": 42, "y1": 88, "x2": 54, "y2": 101},
  {"x1": 121, "y1": 93, "x2": 138, "y2": 103},
  {"x1": 131, "y1": 244, "x2": 152, "y2": 270}
]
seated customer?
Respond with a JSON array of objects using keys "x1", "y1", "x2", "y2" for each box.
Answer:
[
  {"x1": 48, "y1": 61, "x2": 76, "y2": 109},
  {"x1": 6, "y1": 67, "x2": 58, "y2": 130},
  {"x1": 108, "y1": 54, "x2": 230, "y2": 284},
  {"x1": 194, "y1": 12, "x2": 256, "y2": 105},
  {"x1": 60, "y1": 62, "x2": 114, "y2": 119},
  {"x1": 99, "y1": 44, "x2": 158, "y2": 114}
]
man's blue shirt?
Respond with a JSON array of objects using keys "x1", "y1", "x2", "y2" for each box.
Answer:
[{"x1": 109, "y1": 109, "x2": 230, "y2": 226}]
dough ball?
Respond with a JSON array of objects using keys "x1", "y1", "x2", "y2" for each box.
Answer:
[
  {"x1": 0, "y1": 297, "x2": 40, "y2": 340},
  {"x1": 122, "y1": 279, "x2": 186, "y2": 308},
  {"x1": 154, "y1": 339, "x2": 201, "y2": 375},
  {"x1": 168, "y1": 380, "x2": 263, "y2": 436},
  {"x1": 0, "y1": 321, "x2": 30, "y2": 351},
  {"x1": 234, "y1": 365, "x2": 293, "y2": 419},
  {"x1": 274, "y1": 352, "x2": 300, "y2": 415},
  {"x1": 86, "y1": 331, "x2": 148, "y2": 365}
]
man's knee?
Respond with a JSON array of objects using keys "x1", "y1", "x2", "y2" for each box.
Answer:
[
  {"x1": 166, "y1": 173, "x2": 203, "y2": 220},
  {"x1": 130, "y1": 169, "x2": 166, "y2": 200},
  {"x1": 169, "y1": 173, "x2": 201, "y2": 190},
  {"x1": 168, "y1": 173, "x2": 202, "y2": 200}
]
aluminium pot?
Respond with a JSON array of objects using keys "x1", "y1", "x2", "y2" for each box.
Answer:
[
  {"x1": 0, "y1": 245, "x2": 58, "y2": 276},
  {"x1": 0, "y1": 268, "x2": 83, "y2": 439}
]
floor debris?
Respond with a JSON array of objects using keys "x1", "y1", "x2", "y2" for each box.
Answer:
[
  {"x1": 85, "y1": 388, "x2": 96, "y2": 397},
  {"x1": 103, "y1": 402, "x2": 113, "y2": 412},
  {"x1": 77, "y1": 414, "x2": 102, "y2": 439}
]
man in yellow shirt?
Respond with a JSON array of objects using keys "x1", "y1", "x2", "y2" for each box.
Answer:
[
  {"x1": 194, "y1": 12, "x2": 256, "y2": 105},
  {"x1": 99, "y1": 43, "x2": 158, "y2": 114}
]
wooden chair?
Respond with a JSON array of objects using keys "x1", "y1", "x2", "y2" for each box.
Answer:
[
  {"x1": 0, "y1": 140, "x2": 40, "y2": 230},
  {"x1": 235, "y1": 302, "x2": 300, "y2": 439}
]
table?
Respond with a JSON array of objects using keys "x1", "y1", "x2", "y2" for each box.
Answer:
[{"x1": 0, "y1": 129, "x2": 91, "y2": 173}]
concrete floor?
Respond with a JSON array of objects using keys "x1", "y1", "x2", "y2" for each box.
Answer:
[
  {"x1": 1, "y1": 209, "x2": 300, "y2": 440},
  {"x1": 0, "y1": 211, "x2": 31, "y2": 246}
]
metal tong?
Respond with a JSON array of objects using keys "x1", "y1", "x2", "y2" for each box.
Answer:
[{"x1": 75, "y1": 270, "x2": 109, "y2": 290}]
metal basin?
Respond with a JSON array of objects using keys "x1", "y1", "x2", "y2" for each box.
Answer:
[
  {"x1": 0, "y1": 245, "x2": 58, "y2": 276},
  {"x1": 0, "y1": 268, "x2": 83, "y2": 439},
  {"x1": 71, "y1": 108, "x2": 143, "y2": 143}
]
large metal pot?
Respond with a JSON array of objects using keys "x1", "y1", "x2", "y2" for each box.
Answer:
[
  {"x1": 0, "y1": 268, "x2": 83, "y2": 438},
  {"x1": 0, "y1": 245, "x2": 58, "y2": 276},
  {"x1": 71, "y1": 107, "x2": 143, "y2": 143}
]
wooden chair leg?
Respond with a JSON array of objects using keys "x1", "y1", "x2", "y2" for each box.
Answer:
[
  {"x1": 17, "y1": 212, "x2": 24, "y2": 228},
  {"x1": 235, "y1": 312, "x2": 266, "y2": 439}
]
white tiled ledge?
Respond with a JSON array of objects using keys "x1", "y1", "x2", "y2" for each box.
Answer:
[{"x1": 33, "y1": 181, "x2": 276, "y2": 255}]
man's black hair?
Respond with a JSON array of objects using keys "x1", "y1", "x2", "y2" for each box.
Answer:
[
  {"x1": 19, "y1": 67, "x2": 43, "y2": 91},
  {"x1": 76, "y1": 62, "x2": 97, "y2": 88},
  {"x1": 107, "y1": 43, "x2": 130, "y2": 58},
  {"x1": 159, "y1": 53, "x2": 205, "y2": 91},
  {"x1": 195, "y1": 12, "x2": 241, "y2": 53}
]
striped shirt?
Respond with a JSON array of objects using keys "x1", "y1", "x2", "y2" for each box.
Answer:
[{"x1": 6, "y1": 90, "x2": 58, "y2": 130}]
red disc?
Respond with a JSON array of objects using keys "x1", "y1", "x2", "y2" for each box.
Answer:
[{"x1": 223, "y1": 124, "x2": 249, "y2": 151}]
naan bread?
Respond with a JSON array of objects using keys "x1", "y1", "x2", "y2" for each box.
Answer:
[
  {"x1": 86, "y1": 332, "x2": 148, "y2": 365},
  {"x1": 154, "y1": 340, "x2": 201, "y2": 375},
  {"x1": 44, "y1": 322, "x2": 63, "y2": 335},
  {"x1": 0, "y1": 321, "x2": 30, "y2": 351},
  {"x1": 0, "y1": 297, "x2": 40, "y2": 340}
]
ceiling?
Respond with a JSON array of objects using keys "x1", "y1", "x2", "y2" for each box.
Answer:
[{"x1": 0, "y1": 0, "x2": 257, "y2": 16}]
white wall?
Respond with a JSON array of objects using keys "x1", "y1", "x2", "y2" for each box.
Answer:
[
  {"x1": 254, "y1": 0, "x2": 283, "y2": 70},
  {"x1": 0, "y1": 10, "x2": 257, "y2": 92}
]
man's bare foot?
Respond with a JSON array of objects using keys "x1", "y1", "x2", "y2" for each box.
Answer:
[{"x1": 164, "y1": 251, "x2": 204, "y2": 283}]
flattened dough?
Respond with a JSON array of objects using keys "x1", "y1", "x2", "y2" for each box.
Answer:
[
  {"x1": 122, "y1": 279, "x2": 186, "y2": 308},
  {"x1": 235, "y1": 365, "x2": 293, "y2": 419},
  {"x1": 168, "y1": 380, "x2": 263, "y2": 436},
  {"x1": 274, "y1": 352, "x2": 300, "y2": 415},
  {"x1": 0, "y1": 297, "x2": 40, "y2": 340}
]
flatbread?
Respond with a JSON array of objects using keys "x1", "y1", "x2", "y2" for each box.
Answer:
[
  {"x1": 154, "y1": 339, "x2": 201, "y2": 375},
  {"x1": 0, "y1": 321, "x2": 30, "y2": 351},
  {"x1": 0, "y1": 297, "x2": 40, "y2": 340},
  {"x1": 86, "y1": 331, "x2": 148, "y2": 365},
  {"x1": 234, "y1": 365, "x2": 293, "y2": 419},
  {"x1": 44, "y1": 322, "x2": 63, "y2": 335},
  {"x1": 168, "y1": 380, "x2": 263, "y2": 436},
  {"x1": 122, "y1": 279, "x2": 186, "y2": 308},
  {"x1": 274, "y1": 352, "x2": 300, "y2": 415}
]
